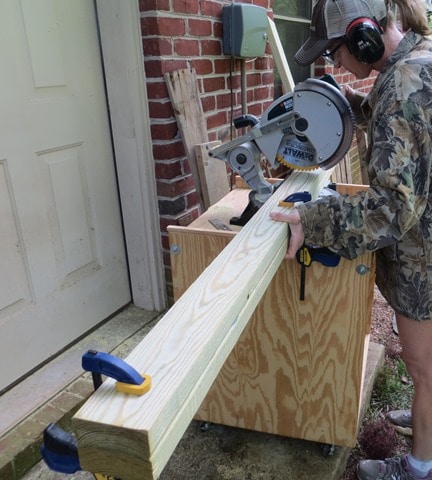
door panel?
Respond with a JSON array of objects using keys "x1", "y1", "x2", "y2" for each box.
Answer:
[{"x1": 0, "y1": 0, "x2": 130, "y2": 391}]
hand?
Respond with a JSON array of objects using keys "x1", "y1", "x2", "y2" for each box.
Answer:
[
  {"x1": 341, "y1": 84, "x2": 355, "y2": 100},
  {"x1": 270, "y1": 208, "x2": 305, "y2": 259}
]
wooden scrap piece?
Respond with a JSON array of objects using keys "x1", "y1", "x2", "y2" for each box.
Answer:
[
  {"x1": 165, "y1": 68, "x2": 208, "y2": 209},
  {"x1": 72, "y1": 170, "x2": 333, "y2": 480},
  {"x1": 195, "y1": 141, "x2": 230, "y2": 209}
]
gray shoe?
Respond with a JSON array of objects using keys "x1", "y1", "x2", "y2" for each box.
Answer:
[
  {"x1": 357, "y1": 456, "x2": 431, "y2": 479},
  {"x1": 387, "y1": 410, "x2": 412, "y2": 428},
  {"x1": 387, "y1": 410, "x2": 412, "y2": 436}
]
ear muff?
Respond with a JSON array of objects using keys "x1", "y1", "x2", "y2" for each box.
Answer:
[{"x1": 346, "y1": 17, "x2": 384, "y2": 64}]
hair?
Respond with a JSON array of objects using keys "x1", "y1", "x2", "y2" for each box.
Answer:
[{"x1": 384, "y1": 0, "x2": 431, "y2": 35}]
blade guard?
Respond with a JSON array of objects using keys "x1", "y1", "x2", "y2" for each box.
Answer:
[{"x1": 255, "y1": 78, "x2": 354, "y2": 170}]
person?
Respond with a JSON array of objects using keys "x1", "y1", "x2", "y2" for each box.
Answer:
[{"x1": 269, "y1": 0, "x2": 432, "y2": 479}]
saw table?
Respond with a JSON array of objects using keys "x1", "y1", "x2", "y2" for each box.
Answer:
[{"x1": 168, "y1": 178, "x2": 375, "y2": 449}]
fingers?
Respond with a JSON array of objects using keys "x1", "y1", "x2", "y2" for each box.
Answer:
[
  {"x1": 270, "y1": 209, "x2": 305, "y2": 259},
  {"x1": 269, "y1": 210, "x2": 300, "y2": 224},
  {"x1": 286, "y1": 222, "x2": 305, "y2": 259}
]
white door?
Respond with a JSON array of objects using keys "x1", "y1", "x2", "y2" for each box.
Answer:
[{"x1": 0, "y1": 0, "x2": 130, "y2": 391}]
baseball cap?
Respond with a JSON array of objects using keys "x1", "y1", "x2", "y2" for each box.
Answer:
[{"x1": 295, "y1": 0, "x2": 387, "y2": 66}]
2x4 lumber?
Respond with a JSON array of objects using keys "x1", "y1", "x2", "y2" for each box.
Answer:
[
  {"x1": 267, "y1": 17, "x2": 295, "y2": 93},
  {"x1": 72, "y1": 170, "x2": 333, "y2": 480}
]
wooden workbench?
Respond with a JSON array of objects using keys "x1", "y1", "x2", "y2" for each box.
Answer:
[{"x1": 168, "y1": 181, "x2": 375, "y2": 448}]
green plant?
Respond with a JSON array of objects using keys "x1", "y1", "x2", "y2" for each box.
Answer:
[{"x1": 368, "y1": 360, "x2": 413, "y2": 418}]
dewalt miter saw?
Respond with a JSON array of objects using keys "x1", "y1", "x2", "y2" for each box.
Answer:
[{"x1": 210, "y1": 77, "x2": 355, "y2": 213}]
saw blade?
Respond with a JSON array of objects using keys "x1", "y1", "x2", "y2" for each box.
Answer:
[{"x1": 276, "y1": 135, "x2": 319, "y2": 171}]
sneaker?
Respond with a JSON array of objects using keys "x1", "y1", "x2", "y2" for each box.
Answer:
[
  {"x1": 357, "y1": 456, "x2": 432, "y2": 480},
  {"x1": 388, "y1": 410, "x2": 412, "y2": 436}
]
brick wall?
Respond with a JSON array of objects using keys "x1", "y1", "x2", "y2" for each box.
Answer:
[{"x1": 139, "y1": 0, "x2": 274, "y2": 299}]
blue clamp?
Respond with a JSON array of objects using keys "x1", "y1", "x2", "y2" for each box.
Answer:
[
  {"x1": 41, "y1": 349, "x2": 150, "y2": 478},
  {"x1": 41, "y1": 424, "x2": 120, "y2": 479},
  {"x1": 279, "y1": 191, "x2": 312, "y2": 208},
  {"x1": 41, "y1": 423, "x2": 81, "y2": 474},
  {"x1": 82, "y1": 350, "x2": 151, "y2": 396}
]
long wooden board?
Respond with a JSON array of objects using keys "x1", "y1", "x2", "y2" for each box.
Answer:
[{"x1": 73, "y1": 170, "x2": 333, "y2": 480}]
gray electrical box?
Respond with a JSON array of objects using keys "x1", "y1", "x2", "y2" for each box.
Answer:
[{"x1": 223, "y1": 3, "x2": 268, "y2": 58}]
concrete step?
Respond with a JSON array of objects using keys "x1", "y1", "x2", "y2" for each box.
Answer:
[{"x1": 0, "y1": 306, "x2": 161, "y2": 480}]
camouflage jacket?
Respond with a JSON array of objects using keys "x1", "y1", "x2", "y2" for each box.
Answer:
[{"x1": 297, "y1": 31, "x2": 432, "y2": 320}]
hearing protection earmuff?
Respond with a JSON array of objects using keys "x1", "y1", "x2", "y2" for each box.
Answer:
[{"x1": 345, "y1": 17, "x2": 385, "y2": 64}]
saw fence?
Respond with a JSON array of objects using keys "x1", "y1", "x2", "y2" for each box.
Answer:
[{"x1": 71, "y1": 170, "x2": 375, "y2": 480}]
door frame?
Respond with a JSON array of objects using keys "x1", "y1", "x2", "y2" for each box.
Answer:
[{"x1": 96, "y1": 0, "x2": 166, "y2": 311}]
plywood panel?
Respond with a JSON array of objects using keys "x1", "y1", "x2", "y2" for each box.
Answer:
[{"x1": 196, "y1": 254, "x2": 375, "y2": 447}]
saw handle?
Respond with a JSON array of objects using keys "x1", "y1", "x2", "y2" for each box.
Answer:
[
  {"x1": 319, "y1": 73, "x2": 341, "y2": 90},
  {"x1": 233, "y1": 114, "x2": 259, "y2": 129}
]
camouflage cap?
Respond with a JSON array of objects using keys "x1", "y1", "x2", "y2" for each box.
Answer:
[{"x1": 295, "y1": 0, "x2": 387, "y2": 66}]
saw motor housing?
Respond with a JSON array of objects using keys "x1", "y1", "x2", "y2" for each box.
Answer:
[{"x1": 210, "y1": 78, "x2": 355, "y2": 206}]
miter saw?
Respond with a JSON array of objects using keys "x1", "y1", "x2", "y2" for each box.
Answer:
[{"x1": 209, "y1": 76, "x2": 355, "y2": 223}]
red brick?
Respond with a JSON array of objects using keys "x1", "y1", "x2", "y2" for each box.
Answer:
[
  {"x1": 160, "y1": 59, "x2": 189, "y2": 75},
  {"x1": 253, "y1": 86, "x2": 271, "y2": 101},
  {"x1": 174, "y1": 39, "x2": 200, "y2": 56},
  {"x1": 190, "y1": 59, "x2": 213, "y2": 75},
  {"x1": 159, "y1": 216, "x2": 175, "y2": 232},
  {"x1": 188, "y1": 18, "x2": 212, "y2": 36},
  {"x1": 144, "y1": 59, "x2": 165, "y2": 78},
  {"x1": 148, "y1": 100, "x2": 173, "y2": 119},
  {"x1": 185, "y1": 190, "x2": 200, "y2": 209},
  {"x1": 216, "y1": 92, "x2": 232, "y2": 109},
  {"x1": 139, "y1": 0, "x2": 170, "y2": 12},
  {"x1": 246, "y1": 73, "x2": 262, "y2": 87},
  {"x1": 202, "y1": 76, "x2": 225, "y2": 93},
  {"x1": 227, "y1": 74, "x2": 241, "y2": 90},
  {"x1": 200, "y1": 0, "x2": 223, "y2": 17},
  {"x1": 154, "y1": 160, "x2": 183, "y2": 179},
  {"x1": 143, "y1": 37, "x2": 173, "y2": 56},
  {"x1": 153, "y1": 141, "x2": 185, "y2": 161},
  {"x1": 214, "y1": 59, "x2": 230, "y2": 74},
  {"x1": 201, "y1": 94, "x2": 216, "y2": 112},
  {"x1": 262, "y1": 72, "x2": 274, "y2": 85},
  {"x1": 141, "y1": 16, "x2": 186, "y2": 36},
  {"x1": 156, "y1": 176, "x2": 196, "y2": 197},
  {"x1": 173, "y1": 0, "x2": 199, "y2": 14},
  {"x1": 145, "y1": 58, "x2": 188, "y2": 77},
  {"x1": 158, "y1": 196, "x2": 187, "y2": 215},
  {"x1": 151, "y1": 121, "x2": 179, "y2": 141},
  {"x1": 213, "y1": 20, "x2": 223, "y2": 37},
  {"x1": 146, "y1": 81, "x2": 169, "y2": 100},
  {"x1": 201, "y1": 39, "x2": 222, "y2": 56},
  {"x1": 248, "y1": 100, "x2": 266, "y2": 117},
  {"x1": 206, "y1": 110, "x2": 228, "y2": 130},
  {"x1": 254, "y1": 56, "x2": 272, "y2": 70}
]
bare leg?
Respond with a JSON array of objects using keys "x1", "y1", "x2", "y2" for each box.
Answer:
[{"x1": 396, "y1": 313, "x2": 432, "y2": 461}]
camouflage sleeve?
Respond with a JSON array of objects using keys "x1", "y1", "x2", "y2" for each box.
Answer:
[
  {"x1": 347, "y1": 91, "x2": 370, "y2": 130},
  {"x1": 296, "y1": 99, "x2": 431, "y2": 259}
]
